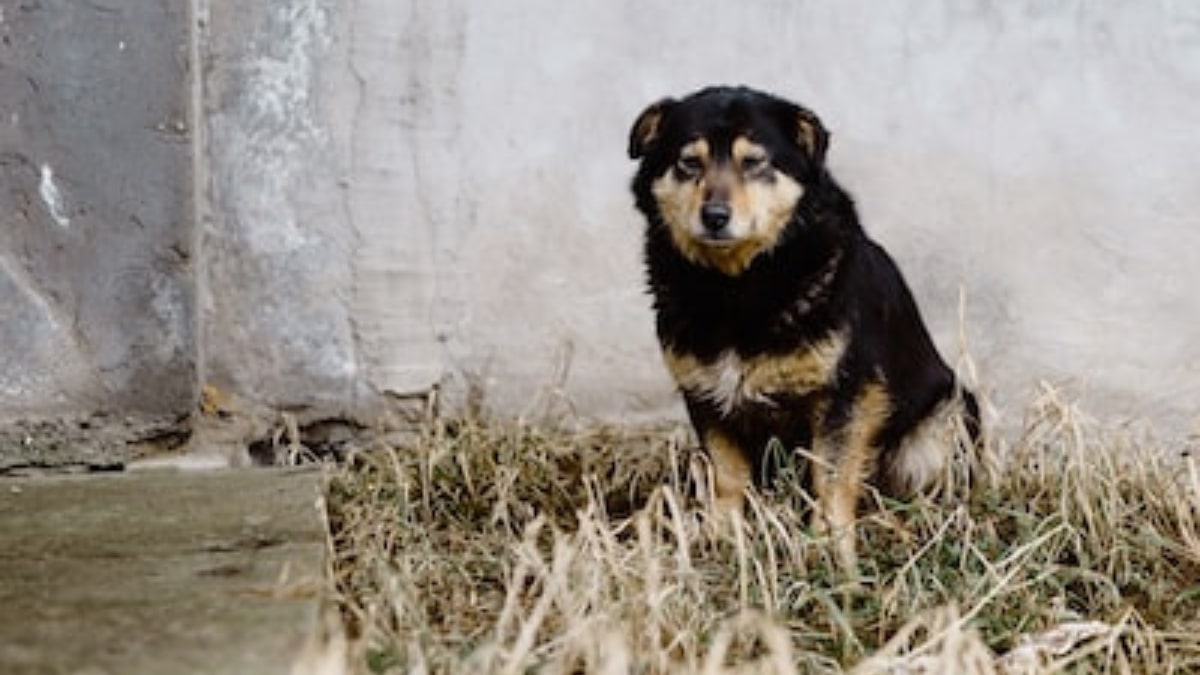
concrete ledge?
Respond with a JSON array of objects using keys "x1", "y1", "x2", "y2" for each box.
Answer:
[{"x1": 0, "y1": 468, "x2": 329, "y2": 675}]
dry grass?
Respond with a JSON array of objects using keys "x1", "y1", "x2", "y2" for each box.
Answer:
[{"x1": 321, "y1": 385, "x2": 1200, "y2": 674}]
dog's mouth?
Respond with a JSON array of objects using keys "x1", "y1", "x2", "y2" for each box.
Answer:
[
  {"x1": 668, "y1": 219, "x2": 773, "y2": 277},
  {"x1": 693, "y1": 221, "x2": 753, "y2": 247},
  {"x1": 697, "y1": 232, "x2": 737, "y2": 246}
]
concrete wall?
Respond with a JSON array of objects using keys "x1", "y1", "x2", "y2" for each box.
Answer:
[
  {"x1": 202, "y1": 0, "x2": 1193, "y2": 433},
  {"x1": 199, "y1": 1, "x2": 363, "y2": 416},
  {"x1": 3, "y1": 1, "x2": 1198, "y2": 463},
  {"x1": 0, "y1": 2, "x2": 195, "y2": 428}
]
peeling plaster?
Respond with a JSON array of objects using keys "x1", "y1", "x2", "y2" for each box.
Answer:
[
  {"x1": 219, "y1": 0, "x2": 330, "y2": 254},
  {"x1": 38, "y1": 165, "x2": 70, "y2": 229},
  {"x1": 201, "y1": 0, "x2": 361, "y2": 409}
]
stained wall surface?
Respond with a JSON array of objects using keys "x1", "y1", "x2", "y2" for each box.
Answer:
[
  {"x1": 0, "y1": 1, "x2": 195, "y2": 423},
  {"x1": 3, "y1": 2, "x2": 1198, "y2": 461},
  {"x1": 226, "y1": 1, "x2": 1189, "y2": 434}
]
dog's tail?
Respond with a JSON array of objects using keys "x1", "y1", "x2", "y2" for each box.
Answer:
[{"x1": 878, "y1": 384, "x2": 984, "y2": 499}]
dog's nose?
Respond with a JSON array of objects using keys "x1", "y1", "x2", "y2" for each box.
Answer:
[{"x1": 700, "y1": 203, "x2": 731, "y2": 232}]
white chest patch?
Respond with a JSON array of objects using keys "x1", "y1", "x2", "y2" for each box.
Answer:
[
  {"x1": 675, "y1": 351, "x2": 760, "y2": 416},
  {"x1": 663, "y1": 332, "x2": 847, "y2": 417}
]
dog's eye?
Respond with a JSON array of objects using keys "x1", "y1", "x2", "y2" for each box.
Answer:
[
  {"x1": 740, "y1": 155, "x2": 768, "y2": 173},
  {"x1": 676, "y1": 156, "x2": 704, "y2": 176}
]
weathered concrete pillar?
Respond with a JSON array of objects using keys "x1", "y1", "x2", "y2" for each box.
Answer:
[
  {"x1": 0, "y1": 0, "x2": 196, "y2": 463},
  {"x1": 197, "y1": 0, "x2": 448, "y2": 422},
  {"x1": 199, "y1": 1, "x2": 361, "y2": 415}
]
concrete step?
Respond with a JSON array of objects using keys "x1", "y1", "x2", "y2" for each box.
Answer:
[{"x1": 0, "y1": 468, "x2": 336, "y2": 675}]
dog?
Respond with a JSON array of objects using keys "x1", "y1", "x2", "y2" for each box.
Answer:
[{"x1": 627, "y1": 86, "x2": 981, "y2": 567}]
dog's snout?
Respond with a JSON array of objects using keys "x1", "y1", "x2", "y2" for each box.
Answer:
[{"x1": 701, "y1": 203, "x2": 731, "y2": 232}]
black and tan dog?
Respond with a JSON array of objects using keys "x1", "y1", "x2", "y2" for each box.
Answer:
[{"x1": 628, "y1": 86, "x2": 980, "y2": 567}]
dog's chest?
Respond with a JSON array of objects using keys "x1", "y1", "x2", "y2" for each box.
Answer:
[{"x1": 663, "y1": 332, "x2": 846, "y2": 417}]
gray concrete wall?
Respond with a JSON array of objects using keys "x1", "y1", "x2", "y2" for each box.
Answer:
[
  {"x1": 203, "y1": 0, "x2": 1190, "y2": 434},
  {"x1": 199, "y1": 1, "x2": 364, "y2": 416},
  {"x1": 0, "y1": 1, "x2": 195, "y2": 429},
  {"x1": 3, "y1": 1, "x2": 1198, "y2": 463}
]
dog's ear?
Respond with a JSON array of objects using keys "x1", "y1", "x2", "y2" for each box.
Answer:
[
  {"x1": 628, "y1": 98, "x2": 675, "y2": 160},
  {"x1": 782, "y1": 103, "x2": 829, "y2": 166}
]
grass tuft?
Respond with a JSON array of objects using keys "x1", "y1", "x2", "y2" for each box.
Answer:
[{"x1": 323, "y1": 387, "x2": 1200, "y2": 674}]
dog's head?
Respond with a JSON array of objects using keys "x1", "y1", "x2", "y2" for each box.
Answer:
[{"x1": 629, "y1": 86, "x2": 829, "y2": 276}]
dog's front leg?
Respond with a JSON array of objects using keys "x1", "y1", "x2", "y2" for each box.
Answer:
[
  {"x1": 811, "y1": 428, "x2": 867, "y2": 570},
  {"x1": 811, "y1": 384, "x2": 890, "y2": 571},
  {"x1": 701, "y1": 427, "x2": 753, "y2": 513}
]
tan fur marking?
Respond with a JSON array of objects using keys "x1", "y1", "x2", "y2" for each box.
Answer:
[
  {"x1": 679, "y1": 138, "x2": 710, "y2": 164},
  {"x1": 651, "y1": 135, "x2": 805, "y2": 276},
  {"x1": 798, "y1": 123, "x2": 819, "y2": 160},
  {"x1": 739, "y1": 338, "x2": 846, "y2": 400},
  {"x1": 629, "y1": 100, "x2": 671, "y2": 158},
  {"x1": 662, "y1": 331, "x2": 847, "y2": 416},
  {"x1": 704, "y1": 428, "x2": 752, "y2": 512},
  {"x1": 795, "y1": 108, "x2": 827, "y2": 162},
  {"x1": 812, "y1": 383, "x2": 891, "y2": 569},
  {"x1": 731, "y1": 137, "x2": 768, "y2": 167}
]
